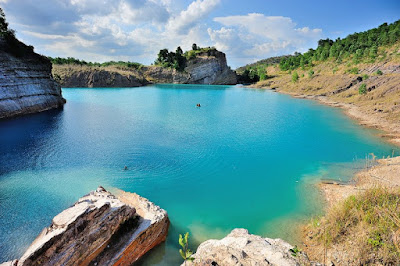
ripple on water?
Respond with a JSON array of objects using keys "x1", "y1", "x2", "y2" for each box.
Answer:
[{"x1": 0, "y1": 85, "x2": 398, "y2": 264}]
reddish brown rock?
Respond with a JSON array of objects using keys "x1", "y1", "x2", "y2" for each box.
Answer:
[{"x1": 7, "y1": 186, "x2": 169, "y2": 266}]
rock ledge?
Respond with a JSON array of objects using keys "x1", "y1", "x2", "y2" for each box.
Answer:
[{"x1": 1, "y1": 186, "x2": 169, "y2": 266}]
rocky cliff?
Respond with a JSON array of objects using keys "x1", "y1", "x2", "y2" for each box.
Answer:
[
  {"x1": 2, "y1": 186, "x2": 169, "y2": 266},
  {"x1": 185, "y1": 229, "x2": 312, "y2": 266},
  {"x1": 0, "y1": 37, "x2": 65, "y2": 119},
  {"x1": 52, "y1": 50, "x2": 237, "y2": 87}
]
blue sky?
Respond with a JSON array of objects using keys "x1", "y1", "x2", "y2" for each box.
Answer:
[{"x1": 1, "y1": 0, "x2": 399, "y2": 68}]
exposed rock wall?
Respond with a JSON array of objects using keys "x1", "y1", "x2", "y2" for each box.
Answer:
[
  {"x1": 184, "y1": 51, "x2": 237, "y2": 85},
  {"x1": 3, "y1": 187, "x2": 169, "y2": 266},
  {"x1": 0, "y1": 38, "x2": 65, "y2": 119},
  {"x1": 53, "y1": 66, "x2": 149, "y2": 88},
  {"x1": 185, "y1": 229, "x2": 311, "y2": 266},
  {"x1": 52, "y1": 50, "x2": 237, "y2": 87}
]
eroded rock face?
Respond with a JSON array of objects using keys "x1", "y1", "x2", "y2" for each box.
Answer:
[
  {"x1": 54, "y1": 67, "x2": 149, "y2": 88},
  {"x1": 186, "y1": 229, "x2": 306, "y2": 266},
  {"x1": 0, "y1": 38, "x2": 65, "y2": 119},
  {"x1": 52, "y1": 50, "x2": 237, "y2": 87},
  {"x1": 8, "y1": 186, "x2": 169, "y2": 266},
  {"x1": 184, "y1": 51, "x2": 237, "y2": 85}
]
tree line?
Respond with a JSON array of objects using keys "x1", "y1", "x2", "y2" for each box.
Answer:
[
  {"x1": 49, "y1": 57, "x2": 143, "y2": 69},
  {"x1": 279, "y1": 20, "x2": 400, "y2": 71}
]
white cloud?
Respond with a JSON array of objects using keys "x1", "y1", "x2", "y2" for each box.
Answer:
[
  {"x1": 2, "y1": 1, "x2": 324, "y2": 68},
  {"x1": 210, "y1": 13, "x2": 323, "y2": 66},
  {"x1": 166, "y1": 0, "x2": 220, "y2": 34}
]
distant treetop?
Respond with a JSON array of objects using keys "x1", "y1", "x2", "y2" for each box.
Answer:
[
  {"x1": 48, "y1": 57, "x2": 143, "y2": 69},
  {"x1": 154, "y1": 44, "x2": 218, "y2": 71}
]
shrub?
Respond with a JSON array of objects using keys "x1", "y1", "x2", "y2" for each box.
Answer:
[
  {"x1": 346, "y1": 67, "x2": 359, "y2": 74},
  {"x1": 359, "y1": 83, "x2": 367, "y2": 94},
  {"x1": 292, "y1": 71, "x2": 299, "y2": 82},
  {"x1": 362, "y1": 74, "x2": 369, "y2": 80},
  {"x1": 308, "y1": 69, "x2": 314, "y2": 78},
  {"x1": 376, "y1": 69, "x2": 383, "y2": 75}
]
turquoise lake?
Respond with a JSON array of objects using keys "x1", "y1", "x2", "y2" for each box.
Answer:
[{"x1": 0, "y1": 84, "x2": 398, "y2": 265}]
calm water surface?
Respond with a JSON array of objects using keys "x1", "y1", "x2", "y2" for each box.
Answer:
[{"x1": 0, "y1": 84, "x2": 397, "y2": 265}]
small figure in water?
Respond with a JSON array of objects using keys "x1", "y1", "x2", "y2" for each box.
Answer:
[
  {"x1": 124, "y1": 166, "x2": 128, "y2": 170},
  {"x1": 196, "y1": 103, "x2": 201, "y2": 107}
]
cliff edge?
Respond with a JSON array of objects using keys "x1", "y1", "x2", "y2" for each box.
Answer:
[
  {"x1": 52, "y1": 49, "x2": 237, "y2": 87},
  {"x1": 0, "y1": 37, "x2": 65, "y2": 119}
]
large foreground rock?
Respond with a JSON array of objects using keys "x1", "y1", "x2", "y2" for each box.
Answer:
[
  {"x1": 0, "y1": 37, "x2": 65, "y2": 119},
  {"x1": 5, "y1": 186, "x2": 169, "y2": 266},
  {"x1": 185, "y1": 229, "x2": 308, "y2": 266}
]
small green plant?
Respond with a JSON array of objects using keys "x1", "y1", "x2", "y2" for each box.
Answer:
[
  {"x1": 359, "y1": 83, "x2": 367, "y2": 95},
  {"x1": 292, "y1": 71, "x2": 299, "y2": 82},
  {"x1": 368, "y1": 232, "x2": 384, "y2": 248},
  {"x1": 289, "y1": 245, "x2": 301, "y2": 257},
  {"x1": 376, "y1": 69, "x2": 383, "y2": 75},
  {"x1": 346, "y1": 67, "x2": 359, "y2": 74},
  {"x1": 362, "y1": 74, "x2": 369, "y2": 80},
  {"x1": 179, "y1": 232, "x2": 194, "y2": 264},
  {"x1": 308, "y1": 69, "x2": 314, "y2": 78},
  {"x1": 333, "y1": 67, "x2": 338, "y2": 74}
]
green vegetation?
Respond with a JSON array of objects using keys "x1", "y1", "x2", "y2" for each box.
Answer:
[
  {"x1": 49, "y1": 57, "x2": 143, "y2": 69},
  {"x1": 179, "y1": 232, "x2": 194, "y2": 264},
  {"x1": 289, "y1": 245, "x2": 301, "y2": 257},
  {"x1": 362, "y1": 74, "x2": 369, "y2": 80},
  {"x1": 0, "y1": 7, "x2": 14, "y2": 38},
  {"x1": 279, "y1": 20, "x2": 400, "y2": 71},
  {"x1": 308, "y1": 69, "x2": 314, "y2": 78},
  {"x1": 376, "y1": 69, "x2": 383, "y2": 75},
  {"x1": 345, "y1": 67, "x2": 359, "y2": 74},
  {"x1": 309, "y1": 188, "x2": 400, "y2": 264},
  {"x1": 292, "y1": 71, "x2": 299, "y2": 82},
  {"x1": 154, "y1": 44, "x2": 217, "y2": 71},
  {"x1": 238, "y1": 66, "x2": 268, "y2": 83},
  {"x1": 0, "y1": 7, "x2": 35, "y2": 57},
  {"x1": 359, "y1": 83, "x2": 367, "y2": 94}
]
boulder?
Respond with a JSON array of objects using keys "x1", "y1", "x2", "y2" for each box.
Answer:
[
  {"x1": 8, "y1": 186, "x2": 169, "y2": 266},
  {"x1": 185, "y1": 229, "x2": 308, "y2": 266}
]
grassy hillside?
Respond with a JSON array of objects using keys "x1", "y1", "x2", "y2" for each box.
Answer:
[{"x1": 244, "y1": 20, "x2": 400, "y2": 139}]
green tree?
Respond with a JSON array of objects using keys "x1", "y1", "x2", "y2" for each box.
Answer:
[
  {"x1": 0, "y1": 7, "x2": 8, "y2": 35},
  {"x1": 292, "y1": 71, "x2": 299, "y2": 82},
  {"x1": 192, "y1": 43, "x2": 198, "y2": 50},
  {"x1": 0, "y1": 7, "x2": 14, "y2": 37},
  {"x1": 308, "y1": 69, "x2": 314, "y2": 78},
  {"x1": 359, "y1": 83, "x2": 367, "y2": 95}
]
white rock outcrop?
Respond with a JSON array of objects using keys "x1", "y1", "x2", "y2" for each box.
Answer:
[{"x1": 185, "y1": 229, "x2": 306, "y2": 266}]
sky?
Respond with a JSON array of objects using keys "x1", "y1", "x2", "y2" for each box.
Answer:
[{"x1": 1, "y1": 0, "x2": 399, "y2": 68}]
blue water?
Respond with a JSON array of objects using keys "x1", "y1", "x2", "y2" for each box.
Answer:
[{"x1": 0, "y1": 84, "x2": 397, "y2": 265}]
